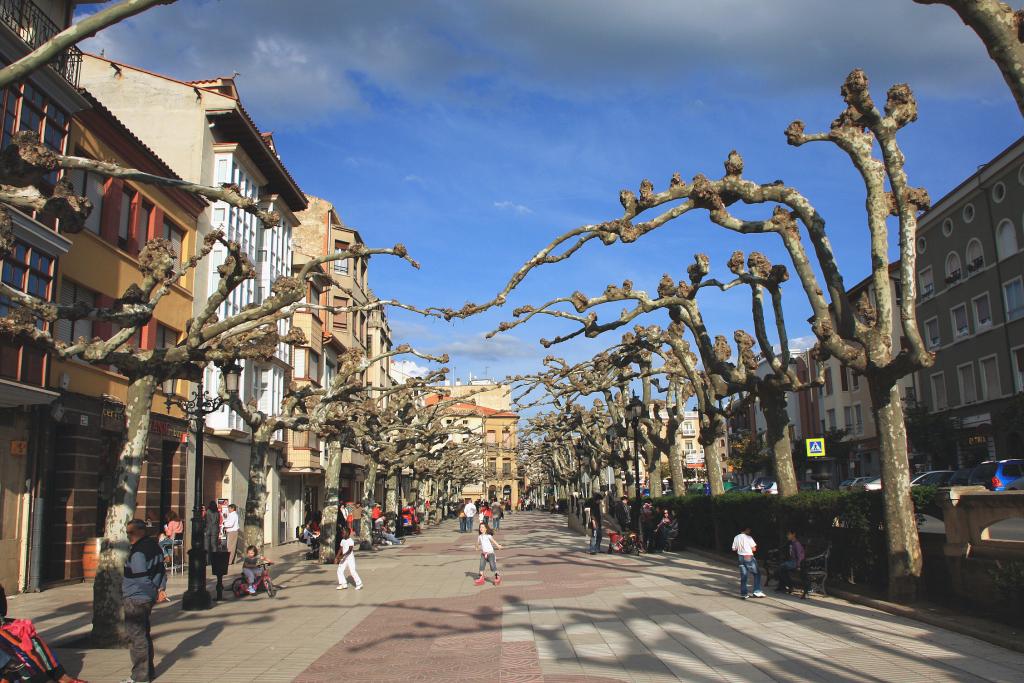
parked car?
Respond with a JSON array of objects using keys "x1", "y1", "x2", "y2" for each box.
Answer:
[
  {"x1": 911, "y1": 470, "x2": 956, "y2": 487},
  {"x1": 750, "y1": 477, "x2": 775, "y2": 493},
  {"x1": 798, "y1": 481, "x2": 829, "y2": 492},
  {"x1": 858, "y1": 477, "x2": 883, "y2": 491},
  {"x1": 838, "y1": 478, "x2": 854, "y2": 490},
  {"x1": 967, "y1": 459, "x2": 1024, "y2": 491},
  {"x1": 948, "y1": 468, "x2": 973, "y2": 486},
  {"x1": 1007, "y1": 476, "x2": 1024, "y2": 491},
  {"x1": 842, "y1": 476, "x2": 872, "y2": 491}
]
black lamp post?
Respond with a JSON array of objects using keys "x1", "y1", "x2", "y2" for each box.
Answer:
[
  {"x1": 627, "y1": 393, "x2": 644, "y2": 531},
  {"x1": 163, "y1": 363, "x2": 241, "y2": 611}
]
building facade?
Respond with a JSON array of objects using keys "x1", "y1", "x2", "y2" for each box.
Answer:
[
  {"x1": 914, "y1": 136, "x2": 1024, "y2": 465},
  {"x1": 0, "y1": 0, "x2": 89, "y2": 592},
  {"x1": 79, "y1": 57, "x2": 306, "y2": 546}
]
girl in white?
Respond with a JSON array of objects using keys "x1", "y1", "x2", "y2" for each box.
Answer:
[
  {"x1": 473, "y1": 522, "x2": 503, "y2": 586},
  {"x1": 334, "y1": 527, "x2": 363, "y2": 590}
]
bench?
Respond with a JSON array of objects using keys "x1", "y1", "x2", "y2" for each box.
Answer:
[{"x1": 765, "y1": 541, "x2": 830, "y2": 598}]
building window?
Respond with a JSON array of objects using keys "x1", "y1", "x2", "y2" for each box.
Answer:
[
  {"x1": 962, "y1": 203, "x2": 975, "y2": 223},
  {"x1": 916, "y1": 236, "x2": 927, "y2": 254},
  {"x1": 950, "y1": 303, "x2": 970, "y2": 338},
  {"x1": 924, "y1": 317, "x2": 940, "y2": 349},
  {"x1": 993, "y1": 182, "x2": 1007, "y2": 203},
  {"x1": 853, "y1": 404, "x2": 863, "y2": 435},
  {"x1": 851, "y1": 370, "x2": 859, "y2": 391},
  {"x1": 161, "y1": 219, "x2": 185, "y2": 265},
  {"x1": 826, "y1": 408, "x2": 836, "y2": 431},
  {"x1": 117, "y1": 186, "x2": 135, "y2": 249},
  {"x1": 293, "y1": 348, "x2": 306, "y2": 377},
  {"x1": 840, "y1": 366, "x2": 849, "y2": 392},
  {"x1": 53, "y1": 280, "x2": 95, "y2": 343},
  {"x1": 930, "y1": 373, "x2": 947, "y2": 410},
  {"x1": 824, "y1": 367, "x2": 833, "y2": 396},
  {"x1": 843, "y1": 406, "x2": 853, "y2": 431},
  {"x1": 67, "y1": 166, "x2": 104, "y2": 234},
  {"x1": 965, "y1": 239, "x2": 984, "y2": 274},
  {"x1": 0, "y1": 82, "x2": 68, "y2": 183},
  {"x1": 156, "y1": 324, "x2": 178, "y2": 349},
  {"x1": 979, "y1": 356, "x2": 1000, "y2": 401},
  {"x1": 998, "y1": 219, "x2": 1018, "y2": 260},
  {"x1": 334, "y1": 240, "x2": 350, "y2": 274},
  {"x1": 0, "y1": 241, "x2": 53, "y2": 387},
  {"x1": 919, "y1": 267, "x2": 934, "y2": 298},
  {"x1": 502, "y1": 461, "x2": 511, "y2": 475},
  {"x1": 136, "y1": 201, "x2": 152, "y2": 242},
  {"x1": 944, "y1": 252, "x2": 962, "y2": 285},
  {"x1": 972, "y1": 293, "x2": 992, "y2": 329},
  {"x1": 1013, "y1": 346, "x2": 1024, "y2": 393},
  {"x1": 942, "y1": 218, "x2": 954, "y2": 236},
  {"x1": 332, "y1": 295, "x2": 349, "y2": 330},
  {"x1": 1004, "y1": 276, "x2": 1024, "y2": 321},
  {"x1": 957, "y1": 363, "x2": 977, "y2": 405},
  {"x1": 308, "y1": 350, "x2": 320, "y2": 383}
]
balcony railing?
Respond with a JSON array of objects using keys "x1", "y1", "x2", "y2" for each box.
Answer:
[{"x1": 0, "y1": 0, "x2": 82, "y2": 87}]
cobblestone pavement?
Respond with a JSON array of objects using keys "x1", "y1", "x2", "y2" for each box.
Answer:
[{"x1": 8, "y1": 512, "x2": 1024, "y2": 682}]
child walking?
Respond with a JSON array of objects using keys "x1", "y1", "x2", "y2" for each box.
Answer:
[
  {"x1": 334, "y1": 526, "x2": 363, "y2": 590},
  {"x1": 473, "y1": 522, "x2": 503, "y2": 586}
]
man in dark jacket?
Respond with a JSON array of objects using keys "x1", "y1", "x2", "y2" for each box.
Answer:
[
  {"x1": 122, "y1": 519, "x2": 167, "y2": 683},
  {"x1": 776, "y1": 528, "x2": 806, "y2": 594},
  {"x1": 614, "y1": 496, "x2": 630, "y2": 531},
  {"x1": 587, "y1": 493, "x2": 604, "y2": 554}
]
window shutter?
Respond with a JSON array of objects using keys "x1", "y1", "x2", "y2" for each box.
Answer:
[
  {"x1": 54, "y1": 280, "x2": 75, "y2": 341},
  {"x1": 72, "y1": 286, "x2": 94, "y2": 343}
]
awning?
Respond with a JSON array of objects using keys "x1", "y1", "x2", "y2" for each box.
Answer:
[{"x1": 0, "y1": 379, "x2": 59, "y2": 408}]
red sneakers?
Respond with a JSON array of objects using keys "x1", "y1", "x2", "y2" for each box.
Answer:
[{"x1": 473, "y1": 576, "x2": 485, "y2": 586}]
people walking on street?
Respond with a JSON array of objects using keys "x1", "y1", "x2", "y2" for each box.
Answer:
[
  {"x1": 473, "y1": 522, "x2": 503, "y2": 586},
  {"x1": 776, "y1": 529, "x2": 806, "y2": 595},
  {"x1": 121, "y1": 519, "x2": 167, "y2": 683},
  {"x1": 732, "y1": 525, "x2": 765, "y2": 599},
  {"x1": 587, "y1": 492, "x2": 603, "y2": 554},
  {"x1": 334, "y1": 527, "x2": 363, "y2": 590},
  {"x1": 490, "y1": 500, "x2": 503, "y2": 529},
  {"x1": 222, "y1": 503, "x2": 240, "y2": 564},
  {"x1": 461, "y1": 499, "x2": 476, "y2": 533}
]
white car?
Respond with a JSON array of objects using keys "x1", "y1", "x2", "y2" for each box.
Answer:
[
  {"x1": 841, "y1": 476, "x2": 872, "y2": 491},
  {"x1": 859, "y1": 477, "x2": 882, "y2": 491}
]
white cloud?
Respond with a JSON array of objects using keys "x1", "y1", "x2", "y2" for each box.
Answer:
[
  {"x1": 436, "y1": 333, "x2": 537, "y2": 361},
  {"x1": 404, "y1": 174, "x2": 425, "y2": 184},
  {"x1": 392, "y1": 359, "x2": 430, "y2": 380},
  {"x1": 494, "y1": 200, "x2": 533, "y2": 215}
]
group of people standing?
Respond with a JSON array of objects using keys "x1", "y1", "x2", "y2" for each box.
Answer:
[
  {"x1": 458, "y1": 498, "x2": 508, "y2": 532},
  {"x1": 587, "y1": 493, "x2": 677, "y2": 554}
]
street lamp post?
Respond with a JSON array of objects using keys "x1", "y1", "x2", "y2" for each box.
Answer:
[
  {"x1": 627, "y1": 393, "x2": 644, "y2": 532},
  {"x1": 163, "y1": 364, "x2": 241, "y2": 611}
]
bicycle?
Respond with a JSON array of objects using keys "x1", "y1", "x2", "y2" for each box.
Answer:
[{"x1": 231, "y1": 561, "x2": 276, "y2": 598}]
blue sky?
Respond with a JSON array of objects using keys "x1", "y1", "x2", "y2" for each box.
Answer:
[{"x1": 82, "y1": 0, "x2": 1022, "y2": 386}]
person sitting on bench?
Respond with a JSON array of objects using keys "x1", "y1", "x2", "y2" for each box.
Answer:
[{"x1": 775, "y1": 529, "x2": 805, "y2": 594}]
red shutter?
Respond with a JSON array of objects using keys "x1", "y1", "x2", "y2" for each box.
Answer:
[
  {"x1": 141, "y1": 320, "x2": 156, "y2": 350},
  {"x1": 127, "y1": 198, "x2": 141, "y2": 256},
  {"x1": 93, "y1": 294, "x2": 115, "y2": 340},
  {"x1": 150, "y1": 207, "x2": 164, "y2": 241},
  {"x1": 99, "y1": 179, "x2": 123, "y2": 245}
]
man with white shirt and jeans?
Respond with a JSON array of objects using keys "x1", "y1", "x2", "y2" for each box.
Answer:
[
  {"x1": 732, "y1": 525, "x2": 765, "y2": 599},
  {"x1": 462, "y1": 499, "x2": 477, "y2": 533},
  {"x1": 223, "y1": 504, "x2": 240, "y2": 564}
]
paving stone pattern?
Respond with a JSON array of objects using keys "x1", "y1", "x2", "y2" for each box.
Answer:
[{"x1": 7, "y1": 512, "x2": 1024, "y2": 682}]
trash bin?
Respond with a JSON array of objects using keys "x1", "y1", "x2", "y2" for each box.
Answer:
[{"x1": 210, "y1": 550, "x2": 230, "y2": 600}]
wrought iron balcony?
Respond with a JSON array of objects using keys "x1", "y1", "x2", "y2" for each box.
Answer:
[{"x1": 0, "y1": 0, "x2": 82, "y2": 87}]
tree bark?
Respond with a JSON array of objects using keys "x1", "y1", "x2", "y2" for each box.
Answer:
[
  {"x1": 358, "y1": 459, "x2": 378, "y2": 545},
  {"x1": 91, "y1": 375, "x2": 156, "y2": 647},
  {"x1": 242, "y1": 432, "x2": 272, "y2": 551},
  {"x1": 319, "y1": 441, "x2": 345, "y2": 563},
  {"x1": 702, "y1": 414, "x2": 726, "y2": 496},
  {"x1": 760, "y1": 388, "x2": 799, "y2": 497},
  {"x1": 669, "y1": 435, "x2": 686, "y2": 496},
  {"x1": 869, "y1": 376, "x2": 922, "y2": 602}
]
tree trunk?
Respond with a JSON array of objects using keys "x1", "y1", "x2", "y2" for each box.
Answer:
[
  {"x1": 242, "y1": 431, "x2": 272, "y2": 551},
  {"x1": 319, "y1": 441, "x2": 345, "y2": 563},
  {"x1": 614, "y1": 468, "x2": 625, "y2": 497},
  {"x1": 761, "y1": 388, "x2": 799, "y2": 497},
  {"x1": 702, "y1": 416, "x2": 726, "y2": 496},
  {"x1": 91, "y1": 376, "x2": 156, "y2": 647},
  {"x1": 358, "y1": 459, "x2": 378, "y2": 545},
  {"x1": 669, "y1": 435, "x2": 686, "y2": 497},
  {"x1": 869, "y1": 376, "x2": 922, "y2": 602},
  {"x1": 385, "y1": 472, "x2": 398, "y2": 515},
  {"x1": 649, "y1": 460, "x2": 663, "y2": 497}
]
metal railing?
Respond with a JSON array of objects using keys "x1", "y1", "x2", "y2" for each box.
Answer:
[{"x1": 0, "y1": 0, "x2": 82, "y2": 87}]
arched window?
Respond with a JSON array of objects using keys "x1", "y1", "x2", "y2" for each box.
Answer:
[
  {"x1": 999, "y1": 219, "x2": 1019, "y2": 260},
  {"x1": 966, "y1": 239, "x2": 984, "y2": 273},
  {"x1": 945, "y1": 252, "x2": 962, "y2": 285}
]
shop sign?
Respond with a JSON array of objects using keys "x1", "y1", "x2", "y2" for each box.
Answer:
[
  {"x1": 101, "y1": 400, "x2": 126, "y2": 433},
  {"x1": 150, "y1": 418, "x2": 188, "y2": 443}
]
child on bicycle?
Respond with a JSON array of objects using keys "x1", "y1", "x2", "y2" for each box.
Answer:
[
  {"x1": 334, "y1": 526, "x2": 363, "y2": 590},
  {"x1": 241, "y1": 545, "x2": 267, "y2": 594},
  {"x1": 473, "y1": 522, "x2": 503, "y2": 586}
]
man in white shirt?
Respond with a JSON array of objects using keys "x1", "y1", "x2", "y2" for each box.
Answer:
[
  {"x1": 223, "y1": 504, "x2": 240, "y2": 564},
  {"x1": 731, "y1": 525, "x2": 765, "y2": 599},
  {"x1": 462, "y1": 500, "x2": 477, "y2": 533}
]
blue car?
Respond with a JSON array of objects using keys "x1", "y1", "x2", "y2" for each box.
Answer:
[{"x1": 967, "y1": 459, "x2": 1024, "y2": 491}]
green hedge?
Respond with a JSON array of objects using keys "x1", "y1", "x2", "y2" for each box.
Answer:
[{"x1": 652, "y1": 486, "x2": 939, "y2": 588}]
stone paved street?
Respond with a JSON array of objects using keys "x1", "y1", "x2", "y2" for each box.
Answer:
[{"x1": 8, "y1": 512, "x2": 1024, "y2": 682}]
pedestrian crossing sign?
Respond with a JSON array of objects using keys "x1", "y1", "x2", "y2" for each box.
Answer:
[{"x1": 806, "y1": 438, "x2": 826, "y2": 458}]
